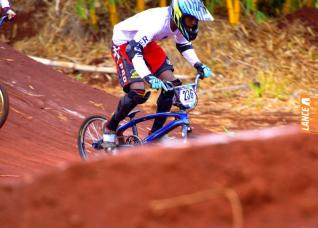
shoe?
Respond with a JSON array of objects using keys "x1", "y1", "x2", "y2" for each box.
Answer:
[{"x1": 102, "y1": 129, "x2": 117, "y2": 149}]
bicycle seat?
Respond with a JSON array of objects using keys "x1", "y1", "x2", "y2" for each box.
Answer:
[{"x1": 128, "y1": 110, "x2": 140, "y2": 119}]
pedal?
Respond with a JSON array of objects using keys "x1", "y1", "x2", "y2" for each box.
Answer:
[{"x1": 92, "y1": 139, "x2": 104, "y2": 150}]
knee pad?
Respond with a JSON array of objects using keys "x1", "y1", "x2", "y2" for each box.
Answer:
[
  {"x1": 110, "y1": 90, "x2": 150, "y2": 129},
  {"x1": 128, "y1": 89, "x2": 151, "y2": 105}
]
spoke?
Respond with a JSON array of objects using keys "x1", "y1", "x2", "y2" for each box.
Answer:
[
  {"x1": 84, "y1": 142, "x2": 92, "y2": 153},
  {"x1": 91, "y1": 122, "x2": 101, "y2": 139},
  {"x1": 81, "y1": 118, "x2": 107, "y2": 159},
  {"x1": 86, "y1": 127, "x2": 96, "y2": 141}
]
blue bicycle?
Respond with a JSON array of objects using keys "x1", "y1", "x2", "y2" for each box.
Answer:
[{"x1": 78, "y1": 74, "x2": 203, "y2": 160}]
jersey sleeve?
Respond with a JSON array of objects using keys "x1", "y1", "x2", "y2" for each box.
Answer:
[
  {"x1": 1, "y1": 0, "x2": 10, "y2": 8},
  {"x1": 129, "y1": 28, "x2": 158, "y2": 78},
  {"x1": 175, "y1": 33, "x2": 200, "y2": 66}
]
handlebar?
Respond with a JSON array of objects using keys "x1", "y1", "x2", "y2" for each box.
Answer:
[
  {"x1": 0, "y1": 16, "x2": 8, "y2": 27},
  {"x1": 164, "y1": 74, "x2": 202, "y2": 92}
]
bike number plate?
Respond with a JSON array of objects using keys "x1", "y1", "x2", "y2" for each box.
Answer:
[{"x1": 179, "y1": 88, "x2": 195, "y2": 105}]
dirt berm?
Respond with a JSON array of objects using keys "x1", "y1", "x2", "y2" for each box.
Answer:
[
  {"x1": 0, "y1": 44, "x2": 318, "y2": 227},
  {"x1": 0, "y1": 126, "x2": 317, "y2": 227},
  {"x1": 0, "y1": 43, "x2": 150, "y2": 182},
  {"x1": 0, "y1": 43, "x2": 206, "y2": 181},
  {"x1": 0, "y1": 43, "x2": 207, "y2": 183}
]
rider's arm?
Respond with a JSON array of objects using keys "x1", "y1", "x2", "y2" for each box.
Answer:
[
  {"x1": 175, "y1": 34, "x2": 212, "y2": 78},
  {"x1": 126, "y1": 29, "x2": 157, "y2": 79},
  {"x1": 0, "y1": 0, "x2": 10, "y2": 8},
  {"x1": 175, "y1": 34, "x2": 201, "y2": 66}
]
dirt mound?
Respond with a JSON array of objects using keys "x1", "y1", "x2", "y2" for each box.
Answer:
[
  {"x1": 0, "y1": 126, "x2": 317, "y2": 227},
  {"x1": 286, "y1": 7, "x2": 318, "y2": 31},
  {"x1": 0, "y1": 43, "x2": 131, "y2": 183},
  {"x1": 1, "y1": 1, "x2": 48, "y2": 43},
  {"x1": 0, "y1": 43, "x2": 208, "y2": 184},
  {"x1": 1, "y1": 43, "x2": 318, "y2": 227},
  {"x1": 285, "y1": 7, "x2": 318, "y2": 43}
]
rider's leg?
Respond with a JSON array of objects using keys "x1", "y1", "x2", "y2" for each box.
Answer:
[
  {"x1": 105, "y1": 82, "x2": 148, "y2": 132},
  {"x1": 105, "y1": 42, "x2": 146, "y2": 135},
  {"x1": 150, "y1": 70, "x2": 182, "y2": 133}
]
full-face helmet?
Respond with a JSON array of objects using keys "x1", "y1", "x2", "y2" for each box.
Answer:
[{"x1": 170, "y1": 0, "x2": 214, "y2": 41}]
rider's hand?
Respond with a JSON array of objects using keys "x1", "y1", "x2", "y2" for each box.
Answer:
[
  {"x1": 144, "y1": 75, "x2": 167, "y2": 91},
  {"x1": 194, "y1": 62, "x2": 212, "y2": 79},
  {"x1": 2, "y1": 7, "x2": 16, "y2": 20}
]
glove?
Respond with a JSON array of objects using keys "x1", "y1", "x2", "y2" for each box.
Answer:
[
  {"x1": 194, "y1": 62, "x2": 212, "y2": 78},
  {"x1": 2, "y1": 7, "x2": 16, "y2": 20},
  {"x1": 144, "y1": 75, "x2": 167, "y2": 91}
]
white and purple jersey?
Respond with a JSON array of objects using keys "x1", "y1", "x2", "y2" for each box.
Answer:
[
  {"x1": 112, "y1": 7, "x2": 200, "y2": 78},
  {"x1": 0, "y1": 0, "x2": 10, "y2": 8}
]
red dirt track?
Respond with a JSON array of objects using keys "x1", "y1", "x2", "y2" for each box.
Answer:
[
  {"x1": 0, "y1": 43, "x2": 123, "y2": 182},
  {"x1": 1, "y1": 44, "x2": 318, "y2": 227},
  {"x1": 0, "y1": 127, "x2": 318, "y2": 227},
  {"x1": 0, "y1": 43, "x2": 203, "y2": 181}
]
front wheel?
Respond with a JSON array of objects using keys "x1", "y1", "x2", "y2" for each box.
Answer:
[
  {"x1": 78, "y1": 115, "x2": 107, "y2": 160},
  {"x1": 0, "y1": 84, "x2": 9, "y2": 128}
]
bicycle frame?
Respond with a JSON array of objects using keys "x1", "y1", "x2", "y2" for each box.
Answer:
[
  {"x1": 116, "y1": 74, "x2": 203, "y2": 143},
  {"x1": 116, "y1": 110, "x2": 190, "y2": 143},
  {"x1": 78, "y1": 75, "x2": 203, "y2": 158}
]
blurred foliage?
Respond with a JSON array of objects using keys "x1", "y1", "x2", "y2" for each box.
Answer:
[
  {"x1": 73, "y1": 0, "x2": 318, "y2": 32},
  {"x1": 255, "y1": 10, "x2": 268, "y2": 23},
  {"x1": 203, "y1": 0, "x2": 225, "y2": 12}
]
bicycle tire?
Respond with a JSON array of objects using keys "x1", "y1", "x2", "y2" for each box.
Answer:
[
  {"x1": 0, "y1": 84, "x2": 9, "y2": 128},
  {"x1": 78, "y1": 115, "x2": 107, "y2": 160}
]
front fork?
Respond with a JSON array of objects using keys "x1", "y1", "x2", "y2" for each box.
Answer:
[{"x1": 181, "y1": 124, "x2": 192, "y2": 140}]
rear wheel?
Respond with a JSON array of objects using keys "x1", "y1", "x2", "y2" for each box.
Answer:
[
  {"x1": 0, "y1": 84, "x2": 9, "y2": 128},
  {"x1": 78, "y1": 115, "x2": 107, "y2": 160}
]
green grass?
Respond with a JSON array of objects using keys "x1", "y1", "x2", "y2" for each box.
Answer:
[{"x1": 249, "y1": 71, "x2": 289, "y2": 100}]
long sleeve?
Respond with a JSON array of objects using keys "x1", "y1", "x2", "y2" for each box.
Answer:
[
  {"x1": 175, "y1": 33, "x2": 200, "y2": 66},
  {"x1": 0, "y1": 0, "x2": 10, "y2": 8},
  {"x1": 180, "y1": 49, "x2": 200, "y2": 66},
  {"x1": 130, "y1": 29, "x2": 156, "y2": 78}
]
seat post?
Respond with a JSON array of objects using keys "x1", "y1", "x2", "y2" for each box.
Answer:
[
  {"x1": 128, "y1": 110, "x2": 140, "y2": 136},
  {"x1": 132, "y1": 124, "x2": 138, "y2": 137}
]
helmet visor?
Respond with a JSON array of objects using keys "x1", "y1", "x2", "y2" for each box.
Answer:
[{"x1": 178, "y1": 0, "x2": 214, "y2": 21}]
